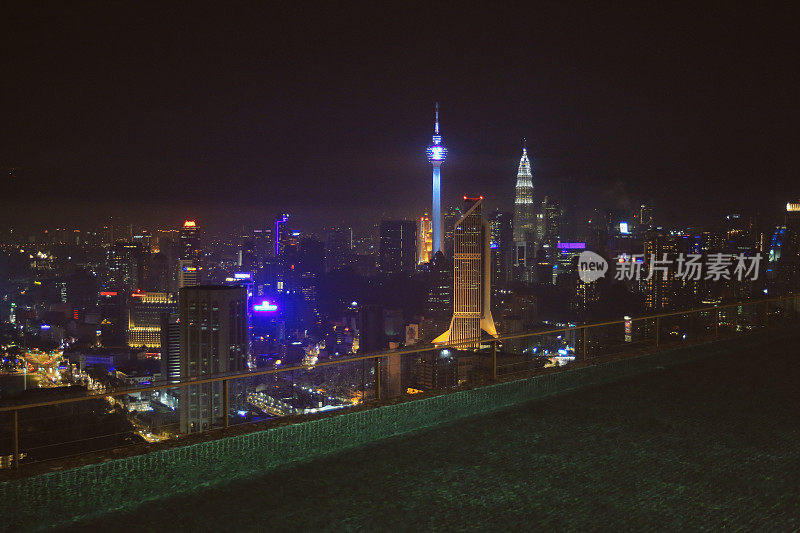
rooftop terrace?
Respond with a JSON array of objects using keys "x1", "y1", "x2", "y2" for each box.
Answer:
[{"x1": 68, "y1": 328, "x2": 800, "y2": 530}]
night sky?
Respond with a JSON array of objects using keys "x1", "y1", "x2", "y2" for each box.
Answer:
[{"x1": 3, "y1": 2, "x2": 798, "y2": 233}]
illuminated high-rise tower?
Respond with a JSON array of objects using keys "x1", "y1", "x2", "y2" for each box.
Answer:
[
  {"x1": 512, "y1": 140, "x2": 535, "y2": 243},
  {"x1": 434, "y1": 197, "x2": 497, "y2": 348},
  {"x1": 178, "y1": 220, "x2": 202, "y2": 288},
  {"x1": 418, "y1": 213, "x2": 433, "y2": 264},
  {"x1": 427, "y1": 102, "x2": 447, "y2": 255}
]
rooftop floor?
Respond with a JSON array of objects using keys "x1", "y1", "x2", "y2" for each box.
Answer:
[{"x1": 71, "y1": 331, "x2": 800, "y2": 531}]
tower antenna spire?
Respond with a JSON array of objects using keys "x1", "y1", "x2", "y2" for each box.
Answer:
[
  {"x1": 434, "y1": 102, "x2": 439, "y2": 135},
  {"x1": 522, "y1": 137, "x2": 527, "y2": 152}
]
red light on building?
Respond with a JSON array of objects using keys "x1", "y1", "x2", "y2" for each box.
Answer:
[
  {"x1": 73, "y1": 310, "x2": 79, "y2": 320},
  {"x1": 183, "y1": 220, "x2": 197, "y2": 228},
  {"x1": 99, "y1": 291, "x2": 118, "y2": 296}
]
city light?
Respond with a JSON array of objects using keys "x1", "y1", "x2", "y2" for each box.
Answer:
[
  {"x1": 253, "y1": 300, "x2": 278, "y2": 312},
  {"x1": 427, "y1": 145, "x2": 445, "y2": 161}
]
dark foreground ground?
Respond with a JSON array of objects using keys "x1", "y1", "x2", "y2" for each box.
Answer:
[{"x1": 71, "y1": 333, "x2": 800, "y2": 531}]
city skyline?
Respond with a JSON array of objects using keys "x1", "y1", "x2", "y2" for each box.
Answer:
[{"x1": 3, "y1": 5, "x2": 800, "y2": 527}]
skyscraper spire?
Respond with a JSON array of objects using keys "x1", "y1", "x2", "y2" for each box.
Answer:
[
  {"x1": 427, "y1": 102, "x2": 447, "y2": 255},
  {"x1": 513, "y1": 140, "x2": 535, "y2": 243}
]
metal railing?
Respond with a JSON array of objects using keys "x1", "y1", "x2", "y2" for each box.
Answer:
[{"x1": 1, "y1": 294, "x2": 798, "y2": 471}]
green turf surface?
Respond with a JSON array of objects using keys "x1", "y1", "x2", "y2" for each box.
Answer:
[{"x1": 71, "y1": 334, "x2": 800, "y2": 531}]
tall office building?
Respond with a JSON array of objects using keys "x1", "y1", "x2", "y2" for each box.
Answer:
[
  {"x1": 127, "y1": 291, "x2": 177, "y2": 348},
  {"x1": 427, "y1": 102, "x2": 447, "y2": 255},
  {"x1": 785, "y1": 200, "x2": 800, "y2": 252},
  {"x1": 642, "y1": 233, "x2": 679, "y2": 310},
  {"x1": 106, "y1": 242, "x2": 145, "y2": 292},
  {"x1": 324, "y1": 227, "x2": 352, "y2": 272},
  {"x1": 179, "y1": 286, "x2": 248, "y2": 433},
  {"x1": 636, "y1": 203, "x2": 654, "y2": 234},
  {"x1": 542, "y1": 197, "x2": 564, "y2": 242},
  {"x1": 379, "y1": 221, "x2": 417, "y2": 275},
  {"x1": 488, "y1": 210, "x2": 513, "y2": 289},
  {"x1": 178, "y1": 220, "x2": 202, "y2": 288},
  {"x1": 426, "y1": 251, "x2": 453, "y2": 318},
  {"x1": 252, "y1": 227, "x2": 273, "y2": 260},
  {"x1": 179, "y1": 220, "x2": 200, "y2": 261},
  {"x1": 178, "y1": 260, "x2": 200, "y2": 288},
  {"x1": 442, "y1": 205, "x2": 462, "y2": 257},
  {"x1": 434, "y1": 197, "x2": 498, "y2": 347},
  {"x1": 418, "y1": 213, "x2": 433, "y2": 264},
  {"x1": 776, "y1": 200, "x2": 800, "y2": 292},
  {"x1": 275, "y1": 213, "x2": 290, "y2": 257},
  {"x1": 512, "y1": 141, "x2": 536, "y2": 243},
  {"x1": 159, "y1": 312, "x2": 180, "y2": 384}
]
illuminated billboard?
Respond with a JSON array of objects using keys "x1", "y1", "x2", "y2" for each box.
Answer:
[{"x1": 253, "y1": 300, "x2": 278, "y2": 312}]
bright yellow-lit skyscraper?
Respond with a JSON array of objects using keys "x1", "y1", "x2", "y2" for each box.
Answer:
[
  {"x1": 434, "y1": 197, "x2": 498, "y2": 348},
  {"x1": 418, "y1": 213, "x2": 433, "y2": 264}
]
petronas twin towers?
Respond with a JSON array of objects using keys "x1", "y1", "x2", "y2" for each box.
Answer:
[{"x1": 512, "y1": 140, "x2": 536, "y2": 244}]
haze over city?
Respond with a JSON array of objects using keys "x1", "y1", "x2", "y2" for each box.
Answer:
[{"x1": 3, "y1": 3, "x2": 798, "y2": 232}]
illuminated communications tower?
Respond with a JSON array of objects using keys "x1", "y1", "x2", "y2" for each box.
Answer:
[
  {"x1": 427, "y1": 102, "x2": 447, "y2": 254},
  {"x1": 512, "y1": 140, "x2": 535, "y2": 243}
]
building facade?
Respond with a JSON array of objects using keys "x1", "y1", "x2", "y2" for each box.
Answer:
[
  {"x1": 179, "y1": 286, "x2": 248, "y2": 434},
  {"x1": 434, "y1": 197, "x2": 497, "y2": 348},
  {"x1": 127, "y1": 291, "x2": 176, "y2": 348},
  {"x1": 379, "y1": 221, "x2": 417, "y2": 275}
]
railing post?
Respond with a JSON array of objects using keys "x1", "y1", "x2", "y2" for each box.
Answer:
[
  {"x1": 581, "y1": 327, "x2": 587, "y2": 360},
  {"x1": 655, "y1": 317, "x2": 660, "y2": 349},
  {"x1": 796, "y1": 295, "x2": 800, "y2": 323},
  {"x1": 491, "y1": 339, "x2": 498, "y2": 380},
  {"x1": 222, "y1": 379, "x2": 229, "y2": 429},
  {"x1": 13, "y1": 409, "x2": 19, "y2": 469},
  {"x1": 374, "y1": 358, "x2": 382, "y2": 401},
  {"x1": 361, "y1": 359, "x2": 366, "y2": 401}
]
